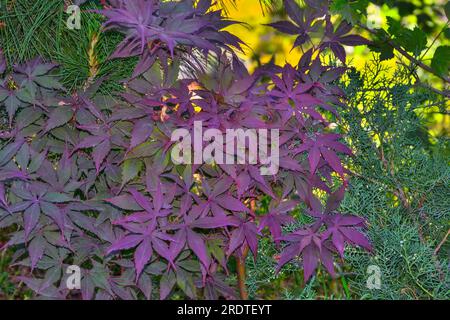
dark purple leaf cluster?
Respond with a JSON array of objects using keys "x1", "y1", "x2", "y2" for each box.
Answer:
[
  {"x1": 0, "y1": 0, "x2": 371, "y2": 299},
  {"x1": 97, "y1": 0, "x2": 244, "y2": 77}
]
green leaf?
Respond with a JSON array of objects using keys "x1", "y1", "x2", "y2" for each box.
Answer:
[
  {"x1": 15, "y1": 87, "x2": 35, "y2": 104},
  {"x1": 34, "y1": 75, "x2": 64, "y2": 90},
  {"x1": 0, "y1": 140, "x2": 23, "y2": 166},
  {"x1": 45, "y1": 106, "x2": 73, "y2": 132},
  {"x1": 137, "y1": 273, "x2": 153, "y2": 300},
  {"x1": 407, "y1": 27, "x2": 428, "y2": 55},
  {"x1": 160, "y1": 270, "x2": 176, "y2": 299},
  {"x1": 143, "y1": 61, "x2": 164, "y2": 86},
  {"x1": 15, "y1": 107, "x2": 43, "y2": 129},
  {"x1": 387, "y1": 17, "x2": 402, "y2": 36},
  {"x1": 28, "y1": 150, "x2": 46, "y2": 173},
  {"x1": 176, "y1": 268, "x2": 196, "y2": 299},
  {"x1": 444, "y1": 28, "x2": 450, "y2": 39},
  {"x1": 121, "y1": 159, "x2": 143, "y2": 187},
  {"x1": 207, "y1": 239, "x2": 225, "y2": 266},
  {"x1": 4, "y1": 94, "x2": 22, "y2": 125},
  {"x1": 387, "y1": 18, "x2": 427, "y2": 55},
  {"x1": 370, "y1": 43, "x2": 394, "y2": 61},
  {"x1": 431, "y1": 45, "x2": 450, "y2": 76},
  {"x1": 125, "y1": 141, "x2": 160, "y2": 160},
  {"x1": 90, "y1": 262, "x2": 113, "y2": 295},
  {"x1": 177, "y1": 259, "x2": 201, "y2": 273},
  {"x1": 331, "y1": 0, "x2": 369, "y2": 24},
  {"x1": 42, "y1": 192, "x2": 73, "y2": 203},
  {"x1": 15, "y1": 143, "x2": 30, "y2": 170},
  {"x1": 369, "y1": 29, "x2": 395, "y2": 61}
]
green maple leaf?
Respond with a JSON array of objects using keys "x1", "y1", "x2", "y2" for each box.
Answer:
[
  {"x1": 431, "y1": 45, "x2": 450, "y2": 76},
  {"x1": 387, "y1": 17, "x2": 427, "y2": 56},
  {"x1": 331, "y1": 0, "x2": 369, "y2": 25}
]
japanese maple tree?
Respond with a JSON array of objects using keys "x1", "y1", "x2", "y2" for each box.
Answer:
[{"x1": 0, "y1": 0, "x2": 371, "y2": 300}]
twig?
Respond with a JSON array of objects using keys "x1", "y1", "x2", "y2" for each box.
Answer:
[
  {"x1": 414, "y1": 82, "x2": 450, "y2": 98},
  {"x1": 358, "y1": 23, "x2": 450, "y2": 85},
  {"x1": 236, "y1": 246, "x2": 249, "y2": 300},
  {"x1": 403, "y1": 246, "x2": 435, "y2": 298},
  {"x1": 434, "y1": 229, "x2": 450, "y2": 256},
  {"x1": 236, "y1": 199, "x2": 257, "y2": 300}
]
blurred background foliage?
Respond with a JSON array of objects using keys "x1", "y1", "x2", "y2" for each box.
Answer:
[{"x1": 0, "y1": 0, "x2": 449, "y2": 299}]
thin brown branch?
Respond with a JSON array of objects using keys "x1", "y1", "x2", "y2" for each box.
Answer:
[
  {"x1": 432, "y1": 228, "x2": 449, "y2": 281},
  {"x1": 236, "y1": 246, "x2": 249, "y2": 300},
  {"x1": 434, "y1": 229, "x2": 450, "y2": 256},
  {"x1": 358, "y1": 23, "x2": 450, "y2": 85},
  {"x1": 235, "y1": 199, "x2": 257, "y2": 300},
  {"x1": 414, "y1": 82, "x2": 450, "y2": 98}
]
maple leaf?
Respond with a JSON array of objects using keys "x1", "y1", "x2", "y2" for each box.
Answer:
[
  {"x1": 164, "y1": 210, "x2": 237, "y2": 268},
  {"x1": 322, "y1": 214, "x2": 371, "y2": 257},
  {"x1": 191, "y1": 177, "x2": 249, "y2": 218},
  {"x1": 268, "y1": 0, "x2": 322, "y2": 49},
  {"x1": 226, "y1": 217, "x2": 260, "y2": 259},
  {"x1": 277, "y1": 227, "x2": 336, "y2": 281},
  {"x1": 71, "y1": 123, "x2": 116, "y2": 174},
  {"x1": 270, "y1": 64, "x2": 325, "y2": 123},
  {"x1": 258, "y1": 200, "x2": 297, "y2": 246},
  {"x1": 293, "y1": 133, "x2": 352, "y2": 178},
  {"x1": 320, "y1": 18, "x2": 370, "y2": 63},
  {"x1": 9, "y1": 181, "x2": 72, "y2": 239}
]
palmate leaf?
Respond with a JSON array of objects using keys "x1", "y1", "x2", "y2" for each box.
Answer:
[
  {"x1": 387, "y1": 17, "x2": 428, "y2": 56},
  {"x1": 72, "y1": 123, "x2": 115, "y2": 174},
  {"x1": 98, "y1": 0, "x2": 244, "y2": 76},
  {"x1": 0, "y1": 86, "x2": 24, "y2": 126},
  {"x1": 23, "y1": 203, "x2": 41, "y2": 239},
  {"x1": 277, "y1": 227, "x2": 335, "y2": 281},
  {"x1": 226, "y1": 219, "x2": 260, "y2": 259},
  {"x1": 267, "y1": 0, "x2": 321, "y2": 48},
  {"x1": 431, "y1": 45, "x2": 450, "y2": 77},
  {"x1": 13, "y1": 57, "x2": 63, "y2": 94},
  {"x1": 44, "y1": 105, "x2": 74, "y2": 132},
  {"x1": 276, "y1": 183, "x2": 370, "y2": 281},
  {"x1": 258, "y1": 200, "x2": 297, "y2": 245},
  {"x1": 330, "y1": 0, "x2": 369, "y2": 25},
  {"x1": 320, "y1": 18, "x2": 370, "y2": 63},
  {"x1": 121, "y1": 159, "x2": 143, "y2": 188},
  {"x1": 294, "y1": 133, "x2": 352, "y2": 178}
]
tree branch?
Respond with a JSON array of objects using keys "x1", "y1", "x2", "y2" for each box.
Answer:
[
  {"x1": 358, "y1": 23, "x2": 450, "y2": 85},
  {"x1": 434, "y1": 229, "x2": 450, "y2": 256},
  {"x1": 236, "y1": 199, "x2": 257, "y2": 300},
  {"x1": 236, "y1": 246, "x2": 249, "y2": 300}
]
